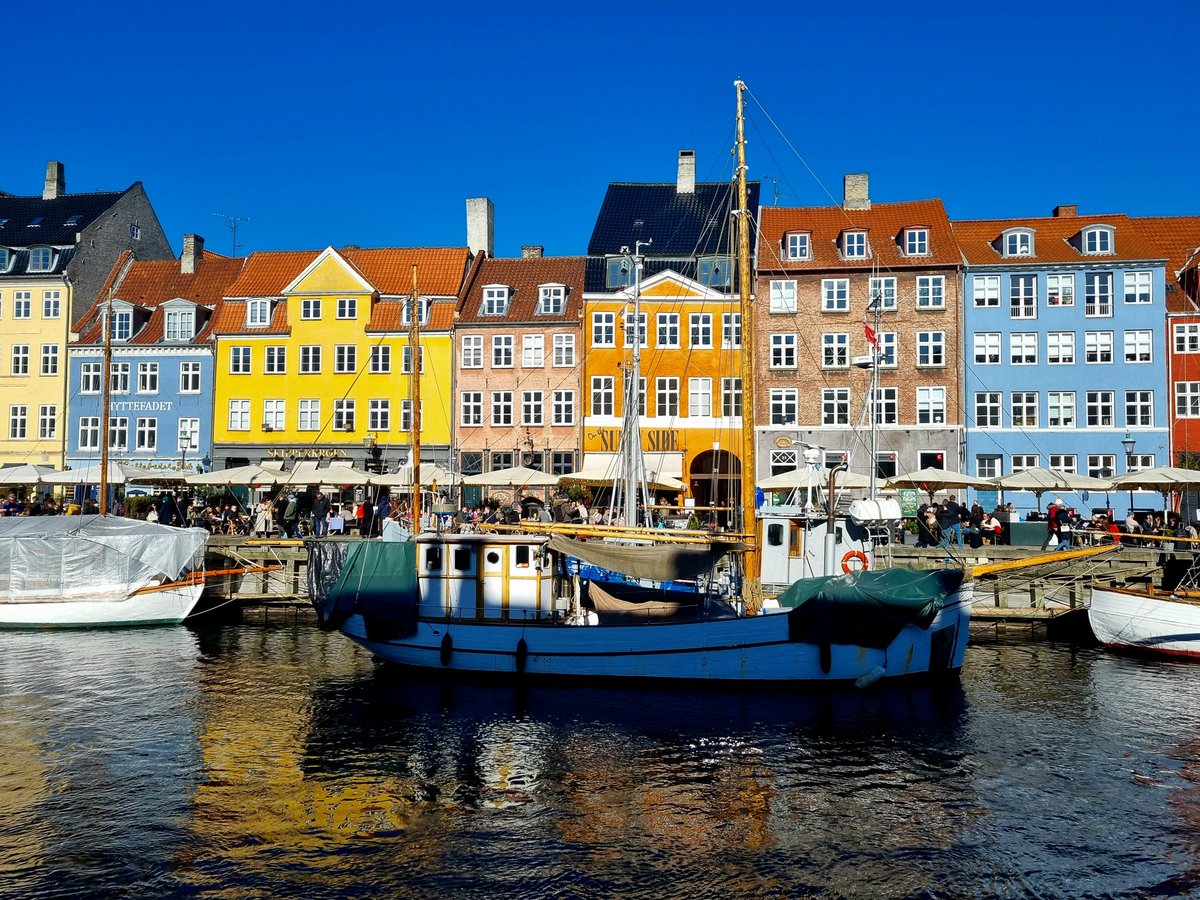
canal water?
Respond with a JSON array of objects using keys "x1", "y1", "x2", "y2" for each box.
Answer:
[{"x1": 2, "y1": 624, "x2": 1199, "y2": 899}]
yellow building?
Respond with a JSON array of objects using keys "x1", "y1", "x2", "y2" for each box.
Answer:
[{"x1": 210, "y1": 246, "x2": 470, "y2": 473}]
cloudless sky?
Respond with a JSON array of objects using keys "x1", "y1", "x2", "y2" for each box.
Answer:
[{"x1": 7, "y1": 0, "x2": 1197, "y2": 259}]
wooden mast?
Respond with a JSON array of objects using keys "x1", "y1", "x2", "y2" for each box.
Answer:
[
  {"x1": 98, "y1": 286, "x2": 115, "y2": 515},
  {"x1": 409, "y1": 264, "x2": 422, "y2": 526},
  {"x1": 734, "y1": 79, "x2": 758, "y2": 584}
]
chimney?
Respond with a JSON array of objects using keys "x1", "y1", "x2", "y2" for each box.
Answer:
[
  {"x1": 521, "y1": 245, "x2": 544, "y2": 259},
  {"x1": 466, "y1": 197, "x2": 494, "y2": 258},
  {"x1": 181, "y1": 234, "x2": 204, "y2": 274},
  {"x1": 43, "y1": 161, "x2": 66, "y2": 200},
  {"x1": 843, "y1": 173, "x2": 870, "y2": 211},
  {"x1": 1053, "y1": 204, "x2": 1078, "y2": 218},
  {"x1": 677, "y1": 150, "x2": 696, "y2": 194}
]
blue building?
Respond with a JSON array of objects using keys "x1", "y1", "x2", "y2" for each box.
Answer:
[
  {"x1": 66, "y1": 236, "x2": 244, "y2": 476},
  {"x1": 956, "y1": 208, "x2": 1169, "y2": 518}
]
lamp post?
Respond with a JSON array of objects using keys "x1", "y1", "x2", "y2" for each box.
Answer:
[
  {"x1": 179, "y1": 423, "x2": 190, "y2": 471},
  {"x1": 362, "y1": 433, "x2": 380, "y2": 473},
  {"x1": 1121, "y1": 431, "x2": 1136, "y2": 516}
]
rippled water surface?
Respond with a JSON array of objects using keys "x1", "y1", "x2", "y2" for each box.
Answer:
[{"x1": 3, "y1": 624, "x2": 1200, "y2": 898}]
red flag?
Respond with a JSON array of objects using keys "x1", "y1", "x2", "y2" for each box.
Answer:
[{"x1": 864, "y1": 324, "x2": 879, "y2": 348}]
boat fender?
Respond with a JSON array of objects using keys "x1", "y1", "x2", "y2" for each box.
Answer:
[
  {"x1": 440, "y1": 632, "x2": 453, "y2": 667},
  {"x1": 515, "y1": 637, "x2": 528, "y2": 673},
  {"x1": 854, "y1": 665, "x2": 886, "y2": 689},
  {"x1": 841, "y1": 550, "x2": 869, "y2": 574}
]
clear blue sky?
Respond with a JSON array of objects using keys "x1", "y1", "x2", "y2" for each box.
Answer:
[{"x1": 7, "y1": 0, "x2": 1197, "y2": 259}]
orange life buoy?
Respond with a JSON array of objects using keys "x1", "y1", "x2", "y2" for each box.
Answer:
[{"x1": 841, "y1": 550, "x2": 869, "y2": 574}]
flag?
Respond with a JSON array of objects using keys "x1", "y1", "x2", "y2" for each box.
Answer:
[{"x1": 864, "y1": 324, "x2": 879, "y2": 348}]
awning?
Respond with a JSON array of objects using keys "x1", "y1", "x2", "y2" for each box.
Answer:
[{"x1": 562, "y1": 452, "x2": 684, "y2": 489}]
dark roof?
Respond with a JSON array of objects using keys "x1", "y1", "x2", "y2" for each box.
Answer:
[
  {"x1": 0, "y1": 191, "x2": 128, "y2": 246},
  {"x1": 584, "y1": 255, "x2": 749, "y2": 292},
  {"x1": 586, "y1": 181, "x2": 761, "y2": 257}
]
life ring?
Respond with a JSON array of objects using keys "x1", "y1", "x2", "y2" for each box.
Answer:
[{"x1": 841, "y1": 550, "x2": 869, "y2": 574}]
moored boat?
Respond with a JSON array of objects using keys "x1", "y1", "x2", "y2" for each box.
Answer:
[{"x1": 1089, "y1": 582, "x2": 1200, "y2": 660}]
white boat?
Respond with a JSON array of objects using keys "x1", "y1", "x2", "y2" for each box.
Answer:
[
  {"x1": 1089, "y1": 583, "x2": 1200, "y2": 660},
  {"x1": 0, "y1": 515, "x2": 208, "y2": 628}
]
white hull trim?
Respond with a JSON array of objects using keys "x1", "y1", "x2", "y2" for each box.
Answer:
[
  {"x1": 1089, "y1": 586, "x2": 1200, "y2": 660},
  {"x1": 0, "y1": 581, "x2": 206, "y2": 629}
]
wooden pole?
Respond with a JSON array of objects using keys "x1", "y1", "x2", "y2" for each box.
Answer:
[
  {"x1": 734, "y1": 80, "x2": 758, "y2": 583},
  {"x1": 410, "y1": 265, "x2": 422, "y2": 528}
]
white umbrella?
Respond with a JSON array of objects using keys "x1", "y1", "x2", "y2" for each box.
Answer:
[
  {"x1": 316, "y1": 464, "x2": 374, "y2": 487},
  {"x1": 186, "y1": 463, "x2": 282, "y2": 487},
  {"x1": 757, "y1": 469, "x2": 872, "y2": 490},
  {"x1": 462, "y1": 465, "x2": 560, "y2": 487},
  {"x1": 1109, "y1": 465, "x2": 1200, "y2": 491},
  {"x1": 0, "y1": 464, "x2": 56, "y2": 485},
  {"x1": 992, "y1": 466, "x2": 1113, "y2": 492},
  {"x1": 42, "y1": 462, "x2": 163, "y2": 485},
  {"x1": 372, "y1": 464, "x2": 454, "y2": 487}
]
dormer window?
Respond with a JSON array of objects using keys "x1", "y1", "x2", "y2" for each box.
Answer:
[
  {"x1": 841, "y1": 231, "x2": 869, "y2": 259},
  {"x1": 28, "y1": 217, "x2": 43, "y2": 228},
  {"x1": 164, "y1": 308, "x2": 195, "y2": 341},
  {"x1": 537, "y1": 285, "x2": 566, "y2": 315},
  {"x1": 401, "y1": 296, "x2": 430, "y2": 324},
  {"x1": 904, "y1": 228, "x2": 929, "y2": 256},
  {"x1": 0, "y1": 248, "x2": 9, "y2": 272},
  {"x1": 698, "y1": 255, "x2": 731, "y2": 288},
  {"x1": 606, "y1": 256, "x2": 633, "y2": 288},
  {"x1": 65, "y1": 215, "x2": 81, "y2": 226},
  {"x1": 481, "y1": 285, "x2": 509, "y2": 316},
  {"x1": 108, "y1": 309, "x2": 133, "y2": 342},
  {"x1": 1082, "y1": 226, "x2": 1114, "y2": 255},
  {"x1": 28, "y1": 247, "x2": 53, "y2": 272},
  {"x1": 246, "y1": 299, "x2": 270, "y2": 327},
  {"x1": 1002, "y1": 229, "x2": 1034, "y2": 258},
  {"x1": 785, "y1": 232, "x2": 810, "y2": 260}
]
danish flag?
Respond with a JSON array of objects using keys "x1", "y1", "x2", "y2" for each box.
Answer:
[{"x1": 864, "y1": 323, "x2": 880, "y2": 348}]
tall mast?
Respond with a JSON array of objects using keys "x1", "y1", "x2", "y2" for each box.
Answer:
[
  {"x1": 618, "y1": 242, "x2": 651, "y2": 527},
  {"x1": 410, "y1": 264, "x2": 422, "y2": 526},
  {"x1": 735, "y1": 79, "x2": 758, "y2": 581},
  {"x1": 99, "y1": 287, "x2": 114, "y2": 515}
]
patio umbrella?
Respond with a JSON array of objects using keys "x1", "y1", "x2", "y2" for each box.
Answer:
[
  {"x1": 185, "y1": 463, "x2": 282, "y2": 487},
  {"x1": 885, "y1": 466, "x2": 990, "y2": 503},
  {"x1": 0, "y1": 464, "x2": 56, "y2": 485},
  {"x1": 991, "y1": 467, "x2": 1116, "y2": 511},
  {"x1": 372, "y1": 464, "x2": 454, "y2": 487},
  {"x1": 42, "y1": 462, "x2": 163, "y2": 485},
  {"x1": 315, "y1": 464, "x2": 374, "y2": 487},
  {"x1": 757, "y1": 469, "x2": 872, "y2": 490},
  {"x1": 1109, "y1": 465, "x2": 1200, "y2": 492},
  {"x1": 462, "y1": 465, "x2": 560, "y2": 487}
]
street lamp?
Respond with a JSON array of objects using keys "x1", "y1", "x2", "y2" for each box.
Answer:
[
  {"x1": 1121, "y1": 431, "x2": 1136, "y2": 515},
  {"x1": 179, "y1": 424, "x2": 190, "y2": 470}
]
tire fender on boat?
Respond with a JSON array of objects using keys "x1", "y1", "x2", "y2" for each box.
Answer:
[
  {"x1": 515, "y1": 637, "x2": 528, "y2": 673},
  {"x1": 841, "y1": 550, "x2": 869, "y2": 574},
  {"x1": 440, "y1": 632, "x2": 453, "y2": 667}
]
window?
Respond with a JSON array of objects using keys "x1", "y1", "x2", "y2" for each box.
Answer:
[
  {"x1": 461, "y1": 335, "x2": 483, "y2": 368},
  {"x1": 1124, "y1": 330, "x2": 1152, "y2": 363},
  {"x1": 770, "y1": 388, "x2": 798, "y2": 425},
  {"x1": 1048, "y1": 391, "x2": 1076, "y2": 427},
  {"x1": 974, "y1": 332, "x2": 1001, "y2": 364},
  {"x1": 822, "y1": 278, "x2": 850, "y2": 312},
  {"x1": 401, "y1": 297, "x2": 429, "y2": 325},
  {"x1": 770, "y1": 449, "x2": 798, "y2": 476},
  {"x1": 771, "y1": 333, "x2": 797, "y2": 369},
  {"x1": 336, "y1": 298, "x2": 357, "y2": 319},
  {"x1": 552, "y1": 390, "x2": 575, "y2": 426},
  {"x1": 109, "y1": 362, "x2": 129, "y2": 394},
  {"x1": 1124, "y1": 271, "x2": 1152, "y2": 305},
  {"x1": 916, "y1": 275, "x2": 945, "y2": 309},
  {"x1": 1010, "y1": 274, "x2": 1036, "y2": 319},
  {"x1": 688, "y1": 378, "x2": 712, "y2": 417},
  {"x1": 1177, "y1": 383, "x2": 1200, "y2": 418},
  {"x1": 919, "y1": 451, "x2": 947, "y2": 470},
  {"x1": 522, "y1": 334, "x2": 545, "y2": 367},
  {"x1": 227, "y1": 400, "x2": 250, "y2": 431},
  {"x1": 40, "y1": 344, "x2": 58, "y2": 376},
  {"x1": 591, "y1": 377, "x2": 614, "y2": 416},
  {"x1": 769, "y1": 280, "x2": 797, "y2": 313},
  {"x1": 368, "y1": 345, "x2": 390, "y2": 373},
  {"x1": 247, "y1": 299, "x2": 270, "y2": 326},
  {"x1": 335, "y1": 344, "x2": 357, "y2": 374},
  {"x1": 822, "y1": 333, "x2": 848, "y2": 368},
  {"x1": 553, "y1": 333, "x2": 575, "y2": 367},
  {"x1": 1129, "y1": 453, "x2": 1155, "y2": 472},
  {"x1": 1088, "y1": 455, "x2": 1117, "y2": 479},
  {"x1": 722, "y1": 313, "x2": 741, "y2": 349},
  {"x1": 905, "y1": 228, "x2": 929, "y2": 256},
  {"x1": 1126, "y1": 391, "x2": 1153, "y2": 427},
  {"x1": 1012, "y1": 454, "x2": 1039, "y2": 472},
  {"x1": 301, "y1": 298, "x2": 321, "y2": 320},
  {"x1": 1047, "y1": 274, "x2": 1075, "y2": 306},
  {"x1": 877, "y1": 332, "x2": 897, "y2": 367},
  {"x1": 1085, "y1": 331, "x2": 1113, "y2": 363},
  {"x1": 1049, "y1": 454, "x2": 1077, "y2": 474},
  {"x1": 481, "y1": 286, "x2": 509, "y2": 316},
  {"x1": 179, "y1": 361, "x2": 201, "y2": 393},
  {"x1": 657, "y1": 313, "x2": 680, "y2": 347},
  {"x1": 537, "y1": 285, "x2": 566, "y2": 315},
  {"x1": 111, "y1": 310, "x2": 133, "y2": 341},
  {"x1": 178, "y1": 419, "x2": 199, "y2": 451},
  {"x1": 916, "y1": 331, "x2": 944, "y2": 367},
  {"x1": 1010, "y1": 332, "x2": 1037, "y2": 365},
  {"x1": 400, "y1": 345, "x2": 425, "y2": 374},
  {"x1": 1083, "y1": 226, "x2": 1113, "y2": 255},
  {"x1": 636, "y1": 377, "x2": 647, "y2": 417},
  {"x1": 81, "y1": 362, "x2": 102, "y2": 394},
  {"x1": 823, "y1": 388, "x2": 850, "y2": 425},
  {"x1": 42, "y1": 290, "x2": 61, "y2": 318},
  {"x1": 38, "y1": 405, "x2": 56, "y2": 440},
  {"x1": 1003, "y1": 230, "x2": 1033, "y2": 258},
  {"x1": 14, "y1": 291, "x2": 31, "y2": 318},
  {"x1": 492, "y1": 335, "x2": 513, "y2": 368},
  {"x1": 298, "y1": 399, "x2": 321, "y2": 431},
  {"x1": 874, "y1": 388, "x2": 898, "y2": 425},
  {"x1": 972, "y1": 275, "x2": 1000, "y2": 307},
  {"x1": 975, "y1": 392, "x2": 1001, "y2": 428},
  {"x1": 869, "y1": 276, "x2": 897, "y2": 310},
  {"x1": 107, "y1": 417, "x2": 128, "y2": 450},
  {"x1": 401, "y1": 399, "x2": 418, "y2": 435},
  {"x1": 460, "y1": 392, "x2": 483, "y2": 426},
  {"x1": 842, "y1": 231, "x2": 868, "y2": 258},
  {"x1": 333, "y1": 399, "x2": 355, "y2": 431},
  {"x1": 606, "y1": 257, "x2": 633, "y2": 288},
  {"x1": 689, "y1": 314, "x2": 712, "y2": 348},
  {"x1": 368, "y1": 399, "x2": 390, "y2": 431},
  {"x1": 136, "y1": 362, "x2": 157, "y2": 392},
  {"x1": 917, "y1": 387, "x2": 946, "y2": 425},
  {"x1": 266, "y1": 346, "x2": 287, "y2": 374},
  {"x1": 300, "y1": 346, "x2": 322, "y2": 373},
  {"x1": 1085, "y1": 272, "x2": 1113, "y2": 316},
  {"x1": 551, "y1": 451, "x2": 575, "y2": 476},
  {"x1": 697, "y1": 255, "x2": 731, "y2": 288},
  {"x1": 622, "y1": 312, "x2": 648, "y2": 348},
  {"x1": 29, "y1": 247, "x2": 53, "y2": 272},
  {"x1": 875, "y1": 452, "x2": 898, "y2": 480},
  {"x1": 230, "y1": 346, "x2": 251, "y2": 374},
  {"x1": 1047, "y1": 332, "x2": 1075, "y2": 365},
  {"x1": 262, "y1": 399, "x2": 285, "y2": 431},
  {"x1": 592, "y1": 312, "x2": 615, "y2": 347},
  {"x1": 722, "y1": 378, "x2": 742, "y2": 417},
  {"x1": 977, "y1": 456, "x2": 1002, "y2": 479},
  {"x1": 655, "y1": 377, "x2": 679, "y2": 416},
  {"x1": 1011, "y1": 391, "x2": 1038, "y2": 428},
  {"x1": 8, "y1": 405, "x2": 26, "y2": 439},
  {"x1": 491, "y1": 391, "x2": 513, "y2": 426},
  {"x1": 135, "y1": 417, "x2": 157, "y2": 451},
  {"x1": 79, "y1": 417, "x2": 100, "y2": 450},
  {"x1": 164, "y1": 308, "x2": 194, "y2": 340},
  {"x1": 785, "y1": 233, "x2": 810, "y2": 260},
  {"x1": 1177, "y1": 324, "x2": 1200, "y2": 354},
  {"x1": 522, "y1": 391, "x2": 544, "y2": 426}
]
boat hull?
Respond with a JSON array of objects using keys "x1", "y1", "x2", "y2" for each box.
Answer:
[
  {"x1": 342, "y1": 588, "x2": 973, "y2": 684},
  {"x1": 1089, "y1": 586, "x2": 1200, "y2": 660},
  {"x1": 0, "y1": 581, "x2": 206, "y2": 629}
]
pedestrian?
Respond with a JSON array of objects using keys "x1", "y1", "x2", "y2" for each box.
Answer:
[
  {"x1": 283, "y1": 493, "x2": 299, "y2": 538},
  {"x1": 254, "y1": 497, "x2": 273, "y2": 537},
  {"x1": 312, "y1": 491, "x2": 330, "y2": 538},
  {"x1": 938, "y1": 496, "x2": 963, "y2": 549},
  {"x1": 1042, "y1": 499, "x2": 1061, "y2": 551},
  {"x1": 374, "y1": 493, "x2": 391, "y2": 536},
  {"x1": 1055, "y1": 504, "x2": 1074, "y2": 551}
]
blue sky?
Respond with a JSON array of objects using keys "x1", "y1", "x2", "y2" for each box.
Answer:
[{"x1": 7, "y1": 0, "x2": 1197, "y2": 259}]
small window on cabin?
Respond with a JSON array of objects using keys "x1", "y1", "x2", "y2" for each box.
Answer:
[
  {"x1": 454, "y1": 547, "x2": 473, "y2": 571},
  {"x1": 767, "y1": 523, "x2": 784, "y2": 546},
  {"x1": 486, "y1": 550, "x2": 501, "y2": 565},
  {"x1": 425, "y1": 547, "x2": 442, "y2": 571},
  {"x1": 515, "y1": 545, "x2": 531, "y2": 568}
]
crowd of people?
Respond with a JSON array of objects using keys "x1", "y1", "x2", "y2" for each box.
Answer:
[
  {"x1": 915, "y1": 496, "x2": 1008, "y2": 549},
  {"x1": 0, "y1": 492, "x2": 62, "y2": 516}
]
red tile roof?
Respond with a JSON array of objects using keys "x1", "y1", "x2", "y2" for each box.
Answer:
[
  {"x1": 759, "y1": 200, "x2": 959, "y2": 271},
  {"x1": 366, "y1": 298, "x2": 457, "y2": 332},
  {"x1": 223, "y1": 247, "x2": 471, "y2": 298},
  {"x1": 1133, "y1": 216, "x2": 1200, "y2": 313},
  {"x1": 206, "y1": 299, "x2": 290, "y2": 336},
  {"x1": 458, "y1": 255, "x2": 586, "y2": 324},
  {"x1": 951, "y1": 213, "x2": 1166, "y2": 266}
]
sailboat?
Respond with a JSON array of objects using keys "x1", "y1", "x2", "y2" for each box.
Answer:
[{"x1": 306, "y1": 81, "x2": 974, "y2": 684}]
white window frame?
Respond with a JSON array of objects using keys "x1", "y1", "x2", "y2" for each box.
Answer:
[
  {"x1": 300, "y1": 298, "x2": 321, "y2": 320},
  {"x1": 262, "y1": 399, "x2": 286, "y2": 431},
  {"x1": 1175, "y1": 323, "x2": 1200, "y2": 354},
  {"x1": 265, "y1": 345, "x2": 287, "y2": 374},
  {"x1": 81, "y1": 362, "x2": 102, "y2": 394},
  {"x1": 333, "y1": 399, "x2": 356, "y2": 431},
  {"x1": 1011, "y1": 391, "x2": 1038, "y2": 428},
  {"x1": 974, "y1": 332, "x2": 1001, "y2": 365},
  {"x1": 821, "y1": 278, "x2": 850, "y2": 312},
  {"x1": 491, "y1": 391, "x2": 513, "y2": 426},
  {"x1": 1124, "y1": 270, "x2": 1152, "y2": 305},
  {"x1": 769, "y1": 280, "x2": 797, "y2": 313},
  {"x1": 552, "y1": 333, "x2": 575, "y2": 367},
  {"x1": 1010, "y1": 274, "x2": 1036, "y2": 319},
  {"x1": 1124, "y1": 329, "x2": 1152, "y2": 364},
  {"x1": 1047, "y1": 273, "x2": 1075, "y2": 306},
  {"x1": 179, "y1": 361, "x2": 201, "y2": 394},
  {"x1": 227, "y1": 399, "x2": 250, "y2": 431},
  {"x1": 688, "y1": 377, "x2": 712, "y2": 417},
  {"x1": 461, "y1": 334, "x2": 483, "y2": 368},
  {"x1": 869, "y1": 276, "x2": 897, "y2": 310},
  {"x1": 552, "y1": 390, "x2": 575, "y2": 426},
  {"x1": 770, "y1": 388, "x2": 797, "y2": 425},
  {"x1": 300, "y1": 345, "x2": 322, "y2": 374},
  {"x1": 481, "y1": 285, "x2": 510, "y2": 316},
  {"x1": 592, "y1": 312, "x2": 615, "y2": 347},
  {"x1": 689, "y1": 314, "x2": 712, "y2": 349},
  {"x1": 247, "y1": 299, "x2": 270, "y2": 326},
  {"x1": 905, "y1": 228, "x2": 929, "y2": 256},
  {"x1": 916, "y1": 331, "x2": 945, "y2": 367},
  {"x1": 1085, "y1": 272, "x2": 1113, "y2": 317},
  {"x1": 1085, "y1": 331, "x2": 1114, "y2": 364},
  {"x1": 369, "y1": 345, "x2": 390, "y2": 374},
  {"x1": 1048, "y1": 391, "x2": 1076, "y2": 427},
  {"x1": 522, "y1": 333, "x2": 545, "y2": 368},
  {"x1": 770, "y1": 333, "x2": 797, "y2": 369},
  {"x1": 822, "y1": 332, "x2": 848, "y2": 369},
  {"x1": 1083, "y1": 226, "x2": 1114, "y2": 255},
  {"x1": 975, "y1": 392, "x2": 1002, "y2": 428},
  {"x1": 230, "y1": 346, "x2": 251, "y2": 374},
  {"x1": 1047, "y1": 332, "x2": 1075, "y2": 365},
  {"x1": 298, "y1": 399, "x2": 321, "y2": 431},
  {"x1": 842, "y1": 231, "x2": 868, "y2": 259},
  {"x1": 657, "y1": 313, "x2": 680, "y2": 348},
  {"x1": 336, "y1": 298, "x2": 357, "y2": 319},
  {"x1": 1010, "y1": 332, "x2": 1037, "y2": 365},
  {"x1": 136, "y1": 361, "x2": 158, "y2": 393},
  {"x1": 537, "y1": 285, "x2": 565, "y2": 315},
  {"x1": 916, "y1": 275, "x2": 945, "y2": 309},
  {"x1": 822, "y1": 388, "x2": 850, "y2": 425},
  {"x1": 1125, "y1": 390, "x2": 1153, "y2": 427},
  {"x1": 785, "y1": 232, "x2": 810, "y2": 260},
  {"x1": 368, "y1": 399, "x2": 390, "y2": 431},
  {"x1": 917, "y1": 386, "x2": 946, "y2": 425},
  {"x1": 491, "y1": 334, "x2": 514, "y2": 368}
]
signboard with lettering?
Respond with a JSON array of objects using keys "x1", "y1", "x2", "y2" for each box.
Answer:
[
  {"x1": 266, "y1": 448, "x2": 349, "y2": 459},
  {"x1": 899, "y1": 488, "x2": 919, "y2": 517}
]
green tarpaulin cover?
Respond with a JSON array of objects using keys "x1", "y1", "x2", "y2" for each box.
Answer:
[{"x1": 308, "y1": 540, "x2": 418, "y2": 638}]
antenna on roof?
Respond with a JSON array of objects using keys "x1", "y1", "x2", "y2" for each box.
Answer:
[{"x1": 212, "y1": 212, "x2": 249, "y2": 257}]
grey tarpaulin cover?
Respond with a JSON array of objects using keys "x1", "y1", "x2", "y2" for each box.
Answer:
[{"x1": 547, "y1": 535, "x2": 733, "y2": 582}]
